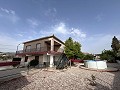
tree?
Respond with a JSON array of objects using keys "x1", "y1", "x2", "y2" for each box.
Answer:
[
  {"x1": 83, "y1": 54, "x2": 94, "y2": 60},
  {"x1": 64, "y1": 37, "x2": 74, "y2": 59},
  {"x1": 111, "y1": 36, "x2": 120, "y2": 60},
  {"x1": 73, "y1": 41, "x2": 82, "y2": 58},
  {"x1": 64, "y1": 37, "x2": 83, "y2": 59},
  {"x1": 100, "y1": 50, "x2": 115, "y2": 62},
  {"x1": 111, "y1": 36, "x2": 120, "y2": 54}
]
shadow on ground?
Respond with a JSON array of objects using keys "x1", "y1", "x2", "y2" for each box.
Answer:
[
  {"x1": 0, "y1": 67, "x2": 30, "y2": 90},
  {"x1": 94, "y1": 63, "x2": 120, "y2": 90},
  {"x1": 109, "y1": 63, "x2": 120, "y2": 90},
  {"x1": 0, "y1": 76, "x2": 30, "y2": 90}
]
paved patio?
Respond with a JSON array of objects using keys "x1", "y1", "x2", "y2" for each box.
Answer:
[{"x1": 0, "y1": 63, "x2": 120, "y2": 90}]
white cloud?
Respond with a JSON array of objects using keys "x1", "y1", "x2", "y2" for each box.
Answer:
[
  {"x1": 0, "y1": 8, "x2": 20, "y2": 23},
  {"x1": 27, "y1": 18, "x2": 39, "y2": 28},
  {"x1": 52, "y1": 22, "x2": 86, "y2": 37},
  {"x1": 71, "y1": 28, "x2": 86, "y2": 38},
  {"x1": 53, "y1": 22, "x2": 68, "y2": 34},
  {"x1": 45, "y1": 8, "x2": 57, "y2": 17},
  {"x1": 52, "y1": 22, "x2": 86, "y2": 41},
  {"x1": 39, "y1": 22, "x2": 86, "y2": 42}
]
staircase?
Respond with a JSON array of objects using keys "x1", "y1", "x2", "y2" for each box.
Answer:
[{"x1": 56, "y1": 53, "x2": 69, "y2": 69}]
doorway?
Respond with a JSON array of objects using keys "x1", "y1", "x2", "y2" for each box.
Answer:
[
  {"x1": 25, "y1": 56, "x2": 28, "y2": 62},
  {"x1": 35, "y1": 56, "x2": 39, "y2": 61}
]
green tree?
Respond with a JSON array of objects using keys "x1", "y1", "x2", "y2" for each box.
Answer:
[
  {"x1": 73, "y1": 41, "x2": 82, "y2": 58},
  {"x1": 64, "y1": 37, "x2": 74, "y2": 59},
  {"x1": 64, "y1": 37, "x2": 83, "y2": 59},
  {"x1": 111, "y1": 36, "x2": 120, "y2": 60},
  {"x1": 111, "y1": 36, "x2": 120, "y2": 54},
  {"x1": 100, "y1": 50, "x2": 115, "y2": 62},
  {"x1": 83, "y1": 54, "x2": 94, "y2": 60}
]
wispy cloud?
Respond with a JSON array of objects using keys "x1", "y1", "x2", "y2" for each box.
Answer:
[
  {"x1": 1, "y1": 8, "x2": 10, "y2": 14},
  {"x1": 52, "y1": 22, "x2": 86, "y2": 40},
  {"x1": 95, "y1": 14, "x2": 103, "y2": 22},
  {"x1": 27, "y1": 18, "x2": 39, "y2": 28},
  {"x1": 39, "y1": 22, "x2": 86, "y2": 41},
  {"x1": 17, "y1": 34, "x2": 23, "y2": 37},
  {"x1": 45, "y1": 8, "x2": 57, "y2": 17},
  {"x1": 0, "y1": 8, "x2": 20, "y2": 23},
  {"x1": 71, "y1": 28, "x2": 86, "y2": 38}
]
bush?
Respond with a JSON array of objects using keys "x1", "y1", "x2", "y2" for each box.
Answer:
[
  {"x1": 29, "y1": 59, "x2": 39, "y2": 67},
  {"x1": 100, "y1": 50, "x2": 116, "y2": 63},
  {"x1": 83, "y1": 54, "x2": 94, "y2": 60}
]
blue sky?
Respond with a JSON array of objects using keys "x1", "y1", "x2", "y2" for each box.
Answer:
[{"x1": 0, "y1": 0, "x2": 120, "y2": 53}]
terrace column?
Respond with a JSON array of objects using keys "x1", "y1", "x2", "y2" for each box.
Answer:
[
  {"x1": 50, "y1": 39, "x2": 54, "y2": 67},
  {"x1": 51, "y1": 38, "x2": 54, "y2": 51}
]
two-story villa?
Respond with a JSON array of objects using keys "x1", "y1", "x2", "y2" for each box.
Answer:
[{"x1": 16, "y1": 35, "x2": 65, "y2": 67}]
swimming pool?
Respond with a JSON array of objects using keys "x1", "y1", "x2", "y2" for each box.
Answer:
[{"x1": 84, "y1": 60, "x2": 107, "y2": 69}]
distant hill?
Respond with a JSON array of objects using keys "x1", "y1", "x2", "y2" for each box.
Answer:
[{"x1": 0, "y1": 52, "x2": 15, "y2": 61}]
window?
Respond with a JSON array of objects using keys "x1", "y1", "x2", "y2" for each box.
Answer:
[
  {"x1": 36, "y1": 43, "x2": 41, "y2": 51},
  {"x1": 26, "y1": 45, "x2": 31, "y2": 52}
]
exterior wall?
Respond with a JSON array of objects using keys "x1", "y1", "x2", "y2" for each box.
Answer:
[
  {"x1": 28, "y1": 56, "x2": 35, "y2": 61},
  {"x1": 42, "y1": 55, "x2": 50, "y2": 67},
  {"x1": 20, "y1": 57, "x2": 25, "y2": 66},
  {"x1": 23, "y1": 38, "x2": 51, "y2": 50},
  {"x1": 43, "y1": 55, "x2": 50, "y2": 62},
  {"x1": 39, "y1": 55, "x2": 43, "y2": 63},
  {"x1": 23, "y1": 37, "x2": 65, "y2": 53},
  {"x1": 58, "y1": 44, "x2": 64, "y2": 52},
  {"x1": 54, "y1": 45, "x2": 64, "y2": 52},
  {"x1": 52, "y1": 38, "x2": 65, "y2": 52}
]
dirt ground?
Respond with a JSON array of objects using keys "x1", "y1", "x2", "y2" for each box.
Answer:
[{"x1": 0, "y1": 63, "x2": 120, "y2": 90}]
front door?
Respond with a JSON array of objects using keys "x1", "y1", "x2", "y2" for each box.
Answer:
[
  {"x1": 25, "y1": 56, "x2": 28, "y2": 62},
  {"x1": 35, "y1": 56, "x2": 39, "y2": 61}
]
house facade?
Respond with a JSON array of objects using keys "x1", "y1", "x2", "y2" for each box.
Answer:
[{"x1": 16, "y1": 35, "x2": 65, "y2": 67}]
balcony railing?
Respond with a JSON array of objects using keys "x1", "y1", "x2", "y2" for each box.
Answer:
[{"x1": 16, "y1": 47, "x2": 64, "y2": 54}]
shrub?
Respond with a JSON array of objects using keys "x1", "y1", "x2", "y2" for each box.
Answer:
[
  {"x1": 29, "y1": 59, "x2": 39, "y2": 67},
  {"x1": 83, "y1": 54, "x2": 94, "y2": 60}
]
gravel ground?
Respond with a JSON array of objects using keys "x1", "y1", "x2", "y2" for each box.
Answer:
[{"x1": 0, "y1": 63, "x2": 120, "y2": 90}]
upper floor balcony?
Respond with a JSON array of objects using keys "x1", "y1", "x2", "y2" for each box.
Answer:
[{"x1": 16, "y1": 46, "x2": 64, "y2": 56}]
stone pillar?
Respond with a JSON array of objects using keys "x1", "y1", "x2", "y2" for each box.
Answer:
[
  {"x1": 50, "y1": 39, "x2": 54, "y2": 67},
  {"x1": 50, "y1": 55, "x2": 54, "y2": 67}
]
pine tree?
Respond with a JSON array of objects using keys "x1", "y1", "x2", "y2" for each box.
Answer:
[{"x1": 111, "y1": 36, "x2": 120, "y2": 54}]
